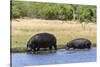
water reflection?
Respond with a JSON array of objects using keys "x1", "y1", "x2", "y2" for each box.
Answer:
[{"x1": 11, "y1": 48, "x2": 96, "y2": 67}]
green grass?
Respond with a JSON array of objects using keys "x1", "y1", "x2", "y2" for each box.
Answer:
[{"x1": 11, "y1": 19, "x2": 96, "y2": 52}]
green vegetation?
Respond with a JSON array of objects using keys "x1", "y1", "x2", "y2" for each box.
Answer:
[{"x1": 11, "y1": 1, "x2": 96, "y2": 23}]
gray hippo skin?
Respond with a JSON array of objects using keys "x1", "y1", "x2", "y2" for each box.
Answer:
[
  {"x1": 66, "y1": 38, "x2": 91, "y2": 49},
  {"x1": 27, "y1": 33, "x2": 57, "y2": 52}
]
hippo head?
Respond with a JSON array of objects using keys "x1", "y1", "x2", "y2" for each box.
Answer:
[
  {"x1": 65, "y1": 42, "x2": 70, "y2": 50},
  {"x1": 27, "y1": 44, "x2": 33, "y2": 52}
]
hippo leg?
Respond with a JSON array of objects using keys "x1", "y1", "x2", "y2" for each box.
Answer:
[
  {"x1": 53, "y1": 44, "x2": 57, "y2": 50},
  {"x1": 33, "y1": 47, "x2": 37, "y2": 53},
  {"x1": 73, "y1": 47, "x2": 76, "y2": 49},
  {"x1": 37, "y1": 47, "x2": 40, "y2": 52},
  {"x1": 49, "y1": 46, "x2": 52, "y2": 51}
]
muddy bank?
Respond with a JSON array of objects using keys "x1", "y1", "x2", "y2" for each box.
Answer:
[
  {"x1": 11, "y1": 44, "x2": 96, "y2": 53},
  {"x1": 11, "y1": 45, "x2": 65, "y2": 53}
]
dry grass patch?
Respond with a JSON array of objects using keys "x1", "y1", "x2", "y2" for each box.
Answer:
[{"x1": 11, "y1": 18, "x2": 96, "y2": 51}]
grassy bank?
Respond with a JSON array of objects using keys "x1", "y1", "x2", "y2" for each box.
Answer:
[{"x1": 11, "y1": 18, "x2": 96, "y2": 52}]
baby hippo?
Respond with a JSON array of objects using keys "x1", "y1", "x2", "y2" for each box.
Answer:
[{"x1": 66, "y1": 38, "x2": 91, "y2": 49}]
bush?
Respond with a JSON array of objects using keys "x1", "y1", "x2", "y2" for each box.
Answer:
[{"x1": 11, "y1": 1, "x2": 96, "y2": 23}]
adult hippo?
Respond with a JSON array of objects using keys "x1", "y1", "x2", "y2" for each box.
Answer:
[
  {"x1": 27, "y1": 33, "x2": 57, "y2": 52},
  {"x1": 66, "y1": 38, "x2": 91, "y2": 49}
]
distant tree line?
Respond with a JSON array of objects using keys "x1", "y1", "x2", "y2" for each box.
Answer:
[{"x1": 11, "y1": 1, "x2": 96, "y2": 23}]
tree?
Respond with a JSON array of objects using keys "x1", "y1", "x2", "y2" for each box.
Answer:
[
  {"x1": 70, "y1": 4, "x2": 78, "y2": 20},
  {"x1": 11, "y1": 1, "x2": 96, "y2": 23}
]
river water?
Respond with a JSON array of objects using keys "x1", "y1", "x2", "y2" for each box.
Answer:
[{"x1": 11, "y1": 47, "x2": 96, "y2": 67}]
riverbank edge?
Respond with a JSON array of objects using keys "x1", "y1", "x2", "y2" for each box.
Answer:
[
  {"x1": 11, "y1": 45, "x2": 96, "y2": 53},
  {"x1": 11, "y1": 45, "x2": 65, "y2": 53}
]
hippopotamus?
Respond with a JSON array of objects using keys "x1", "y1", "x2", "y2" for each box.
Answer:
[
  {"x1": 66, "y1": 38, "x2": 91, "y2": 49},
  {"x1": 27, "y1": 33, "x2": 57, "y2": 52}
]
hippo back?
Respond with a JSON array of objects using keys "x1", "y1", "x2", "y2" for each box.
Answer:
[{"x1": 29, "y1": 33, "x2": 56, "y2": 48}]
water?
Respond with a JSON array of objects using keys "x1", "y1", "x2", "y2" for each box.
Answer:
[{"x1": 11, "y1": 47, "x2": 96, "y2": 67}]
